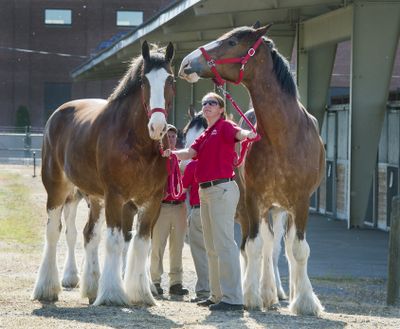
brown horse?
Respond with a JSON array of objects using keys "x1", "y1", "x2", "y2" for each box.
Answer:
[
  {"x1": 32, "y1": 41, "x2": 175, "y2": 306},
  {"x1": 178, "y1": 24, "x2": 325, "y2": 315}
]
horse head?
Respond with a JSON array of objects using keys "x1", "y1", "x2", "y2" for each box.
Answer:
[
  {"x1": 178, "y1": 23, "x2": 272, "y2": 84},
  {"x1": 141, "y1": 41, "x2": 175, "y2": 140}
]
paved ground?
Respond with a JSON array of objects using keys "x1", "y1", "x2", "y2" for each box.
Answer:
[{"x1": 277, "y1": 213, "x2": 389, "y2": 280}]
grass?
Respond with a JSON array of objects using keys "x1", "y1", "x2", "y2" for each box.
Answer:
[{"x1": 0, "y1": 171, "x2": 44, "y2": 246}]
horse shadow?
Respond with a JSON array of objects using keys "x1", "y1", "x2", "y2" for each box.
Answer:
[{"x1": 31, "y1": 303, "x2": 178, "y2": 329}]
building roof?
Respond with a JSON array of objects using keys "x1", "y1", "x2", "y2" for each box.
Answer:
[{"x1": 72, "y1": 0, "x2": 352, "y2": 81}]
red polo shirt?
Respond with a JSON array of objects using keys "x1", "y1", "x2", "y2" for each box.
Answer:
[
  {"x1": 182, "y1": 160, "x2": 200, "y2": 206},
  {"x1": 190, "y1": 118, "x2": 240, "y2": 183}
]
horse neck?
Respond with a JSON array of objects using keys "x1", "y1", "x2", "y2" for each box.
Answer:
[{"x1": 243, "y1": 55, "x2": 300, "y2": 144}]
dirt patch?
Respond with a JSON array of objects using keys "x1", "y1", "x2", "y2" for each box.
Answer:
[{"x1": 0, "y1": 165, "x2": 399, "y2": 329}]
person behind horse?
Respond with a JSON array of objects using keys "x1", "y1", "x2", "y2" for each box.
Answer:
[
  {"x1": 150, "y1": 124, "x2": 189, "y2": 296},
  {"x1": 163, "y1": 92, "x2": 256, "y2": 311},
  {"x1": 182, "y1": 158, "x2": 209, "y2": 302}
]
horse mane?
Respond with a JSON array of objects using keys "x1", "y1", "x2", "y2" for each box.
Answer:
[
  {"x1": 183, "y1": 112, "x2": 207, "y2": 135},
  {"x1": 263, "y1": 36, "x2": 299, "y2": 99},
  {"x1": 108, "y1": 44, "x2": 170, "y2": 102}
]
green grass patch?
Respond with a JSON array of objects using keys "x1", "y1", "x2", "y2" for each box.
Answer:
[{"x1": 0, "y1": 172, "x2": 44, "y2": 245}]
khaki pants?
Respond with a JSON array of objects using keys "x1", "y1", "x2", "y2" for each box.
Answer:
[
  {"x1": 199, "y1": 180, "x2": 243, "y2": 305},
  {"x1": 188, "y1": 207, "x2": 209, "y2": 297},
  {"x1": 150, "y1": 203, "x2": 187, "y2": 286}
]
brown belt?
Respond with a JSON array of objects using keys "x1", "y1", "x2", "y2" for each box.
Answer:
[
  {"x1": 199, "y1": 178, "x2": 234, "y2": 189},
  {"x1": 162, "y1": 200, "x2": 184, "y2": 205}
]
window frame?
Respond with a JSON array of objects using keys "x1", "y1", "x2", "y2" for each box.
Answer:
[{"x1": 44, "y1": 9, "x2": 72, "y2": 26}]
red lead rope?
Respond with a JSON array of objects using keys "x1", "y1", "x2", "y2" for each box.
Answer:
[{"x1": 166, "y1": 153, "x2": 183, "y2": 199}]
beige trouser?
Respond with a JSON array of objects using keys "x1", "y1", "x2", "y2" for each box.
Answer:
[
  {"x1": 150, "y1": 202, "x2": 187, "y2": 286},
  {"x1": 188, "y1": 207, "x2": 210, "y2": 297},
  {"x1": 199, "y1": 180, "x2": 243, "y2": 305}
]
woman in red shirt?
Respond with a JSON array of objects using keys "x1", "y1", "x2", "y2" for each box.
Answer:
[{"x1": 163, "y1": 92, "x2": 256, "y2": 311}]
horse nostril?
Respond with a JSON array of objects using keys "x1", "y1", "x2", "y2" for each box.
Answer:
[
  {"x1": 150, "y1": 124, "x2": 155, "y2": 132},
  {"x1": 163, "y1": 125, "x2": 167, "y2": 133}
]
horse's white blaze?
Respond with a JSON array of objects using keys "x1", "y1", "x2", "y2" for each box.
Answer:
[
  {"x1": 124, "y1": 233, "x2": 155, "y2": 305},
  {"x1": 260, "y1": 219, "x2": 279, "y2": 308},
  {"x1": 181, "y1": 125, "x2": 205, "y2": 169},
  {"x1": 93, "y1": 227, "x2": 129, "y2": 306},
  {"x1": 62, "y1": 199, "x2": 79, "y2": 288},
  {"x1": 32, "y1": 206, "x2": 63, "y2": 301},
  {"x1": 178, "y1": 40, "x2": 220, "y2": 83},
  {"x1": 243, "y1": 233, "x2": 263, "y2": 309},
  {"x1": 146, "y1": 68, "x2": 168, "y2": 140},
  {"x1": 81, "y1": 209, "x2": 104, "y2": 302},
  {"x1": 288, "y1": 226, "x2": 324, "y2": 315}
]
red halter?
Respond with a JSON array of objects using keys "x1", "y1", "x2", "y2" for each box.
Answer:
[
  {"x1": 199, "y1": 37, "x2": 263, "y2": 167},
  {"x1": 199, "y1": 37, "x2": 264, "y2": 86}
]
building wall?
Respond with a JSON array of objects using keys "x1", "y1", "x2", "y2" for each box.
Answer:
[{"x1": 0, "y1": 0, "x2": 173, "y2": 127}]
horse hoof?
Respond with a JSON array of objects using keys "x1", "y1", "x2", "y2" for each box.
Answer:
[{"x1": 62, "y1": 276, "x2": 80, "y2": 289}]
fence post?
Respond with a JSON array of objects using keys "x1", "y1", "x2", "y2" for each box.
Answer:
[
  {"x1": 387, "y1": 195, "x2": 400, "y2": 305},
  {"x1": 32, "y1": 151, "x2": 36, "y2": 178},
  {"x1": 24, "y1": 125, "x2": 32, "y2": 158}
]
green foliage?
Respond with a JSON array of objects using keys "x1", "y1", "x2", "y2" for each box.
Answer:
[{"x1": 15, "y1": 105, "x2": 31, "y2": 129}]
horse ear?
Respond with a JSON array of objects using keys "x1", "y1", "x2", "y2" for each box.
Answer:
[
  {"x1": 142, "y1": 40, "x2": 150, "y2": 61},
  {"x1": 256, "y1": 23, "x2": 273, "y2": 37},
  {"x1": 253, "y1": 21, "x2": 261, "y2": 29},
  {"x1": 165, "y1": 42, "x2": 174, "y2": 63}
]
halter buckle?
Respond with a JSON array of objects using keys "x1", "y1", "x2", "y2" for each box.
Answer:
[
  {"x1": 207, "y1": 59, "x2": 215, "y2": 67},
  {"x1": 248, "y1": 48, "x2": 256, "y2": 56}
]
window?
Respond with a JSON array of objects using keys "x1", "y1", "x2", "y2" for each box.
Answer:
[
  {"x1": 45, "y1": 9, "x2": 72, "y2": 25},
  {"x1": 116, "y1": 11, "x2": 143, "y2": 27}
]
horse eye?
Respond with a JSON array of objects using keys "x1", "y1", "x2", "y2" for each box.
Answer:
[{"x1": 228, "y1": 40, "x2": 237, "y2": 46}]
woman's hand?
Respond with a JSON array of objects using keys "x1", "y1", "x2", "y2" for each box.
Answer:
[{"x1": 162, "y1": 149, "x2": 172, "y2": 157}]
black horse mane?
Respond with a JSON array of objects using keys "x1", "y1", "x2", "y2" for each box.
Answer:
[
  {"x1": 183, "y1": 112, "x2": 208, "y2": 135},
  {"x1": 108, "y1": 45, "x2": 170, "y2": 102},
  {"x1": 263, "y1": 36, "x2": 299, "y2": 99}
]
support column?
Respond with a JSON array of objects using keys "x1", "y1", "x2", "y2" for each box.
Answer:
[{"x1": 349, "y1": 1, "x2": 400, "y2": 227}]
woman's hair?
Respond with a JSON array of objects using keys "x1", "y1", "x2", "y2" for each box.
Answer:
[{"x1": 202, "y1": 92, "x2": 226, "y2": 119}]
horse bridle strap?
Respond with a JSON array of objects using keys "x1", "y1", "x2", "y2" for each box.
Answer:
[
  {"x1": 148, "y1": 107, "x2": 167, "y2": 118},
  {"x1": 199, "y1": 37, "x2": 263, "y2": 86}
]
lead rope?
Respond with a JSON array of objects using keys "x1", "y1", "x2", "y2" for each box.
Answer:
[
  {"x1": 216, "y1": 85, "x2": 261, "y2": 167},
  {"x1": 159, "y1": 144, "x2": 183, "y2": 199}
]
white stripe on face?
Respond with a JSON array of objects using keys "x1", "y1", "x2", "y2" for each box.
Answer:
[
  {"x1": 179, "y1": 40, "x2": 220, "y2": 82},
  {"x1": 146, "y1": 67, "x2": 169, "y2": 140},
  {"x1": 146, "y1": 68, "x2": 170, "y2": 110}
]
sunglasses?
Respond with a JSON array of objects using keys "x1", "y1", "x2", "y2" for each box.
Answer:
[{"x1": 202, "y1": 100, "x2": 219, "y2": 107}]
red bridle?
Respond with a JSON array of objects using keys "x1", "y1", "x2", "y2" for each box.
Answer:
[
  {"x1": 199, "y1": 37, "x2": 264, "y2": 166},
  {"x1": 199, "y1": 37, "x2": 264, "y2": 86}
]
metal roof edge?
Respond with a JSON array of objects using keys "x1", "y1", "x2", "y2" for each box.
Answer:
[{"x1": 71, "y1": 0, "x2": 202, "y2": 79}]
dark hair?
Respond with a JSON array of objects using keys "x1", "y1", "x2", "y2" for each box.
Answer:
[{"x1": 202, "y1": 92, "x2": 226, "y2": 119}]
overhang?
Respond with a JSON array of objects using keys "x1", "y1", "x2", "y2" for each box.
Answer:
[{"x1": 71, "y1": 0, "x2": 353, "y2": 81}]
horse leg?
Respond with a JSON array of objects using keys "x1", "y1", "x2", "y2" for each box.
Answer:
[
  {"x1": 121, "y1": 201, "x2": 137, "y2": 278},
  {"x1": 93, "y1": 193, "x2": 129, "y2": 306},
  {"x1": 32, "y1": 182, "x2": 70, "y2": 301},
  {"x1": 242, "y1": 193, "x2": 263, "y2": 310},
  {"x1": 124, "y1": 199, "x2": 161, "y2": 305},
  {"x1": 270, "y1": 207, "x2": 287, "y2": 300},
  {"x1": 288, "y1": 201, "x2": 323, "y2": 315},
  {"x1": 61, "y1": 189, "x2": 83, "y2": 288},
  {"x1": 284, "y1": 215, "x2": 296, "y2": 302},
  {"x1": 81, "y1": 197, "x2": 104, "y2": 304}
]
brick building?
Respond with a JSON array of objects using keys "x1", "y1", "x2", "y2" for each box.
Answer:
[{"x1": 0, "y1": 0, "x2": 174, "y2": 128}]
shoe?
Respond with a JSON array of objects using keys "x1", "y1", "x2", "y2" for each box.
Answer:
[
  {"x1": 191, "y1": 296, "x2": 208, "y2": 303},
  {"x1": 154, "y1": 283, "x2": 163, "y2": 295},
  {"x1": 169, "y1": 283, "x2": 189, "y2": 296},
  {"x1": 197, "y1": 299, "x2": 215, "y2": 307},
  {"x1": 209, "y1": 301, "x2": 244, "y2": 311}
]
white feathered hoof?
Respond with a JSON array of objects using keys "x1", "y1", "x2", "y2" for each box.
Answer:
[
  {"x1": 261, "y1": 286, "x2": 279, "y2": 309},
  {"x1": 125, "y1": 279, "x2": 156, "y2": 306},
  {"x1": 244, "y1": 290, "x2": 263, "y2": 310},
  {"x1": 31, "y1": 280, "x2": 61, "y2": 302},
  {"x1": 289, "y1": 291, "x2": 324, "y2": 316},
  {"x1": 92, "y1": 286, "x2": 130, "y2": 306},
  {"x1": 61, "y1": 273, "x2": 79, "y2": 288}
]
